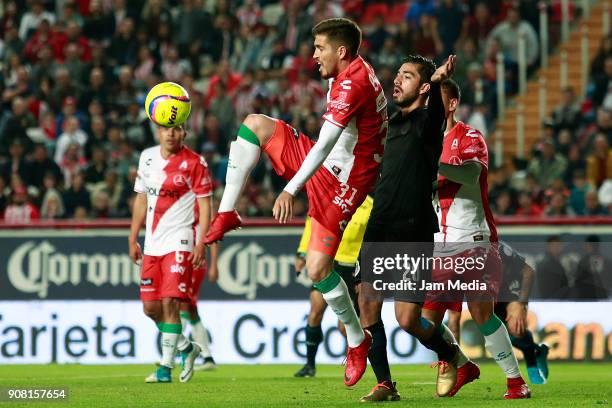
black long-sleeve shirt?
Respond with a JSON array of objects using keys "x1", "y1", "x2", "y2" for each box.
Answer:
[{"x1": 369, "y1": 82, "x2": 445, "y2": 234}]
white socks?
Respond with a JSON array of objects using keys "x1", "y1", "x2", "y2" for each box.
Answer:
[
  {"x1": 479, "y1": 315, "x2": 521, "y2": 378},
  {"x1": 318, "y1": 272, "x2": 364, "y2": 348},
  {"x1": 219, "y1": 138, "x2": 260, "y2": 212},
  {"x1": 160, "y1": 332, "x2": 179, "y2": 367},
  {"x1": 191, "y1": 320, "x2": 212, "y2": 359}
]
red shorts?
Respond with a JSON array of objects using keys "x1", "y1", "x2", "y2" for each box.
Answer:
[
  {"x1": 262, "y1": 119, "x2": 369, "y2": 256},
  {"x1": 423, "y1": 246, "x2": 501, "y2": 313},
  {"x1": 188, "y1": 261, "x2": 207, "y2": 306},
  {"x1": 140, "y1": 251, "x2": 192, "y2": 301}
]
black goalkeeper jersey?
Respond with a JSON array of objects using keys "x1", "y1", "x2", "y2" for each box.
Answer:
[{"x1": 368, "y1": 82, "x2": 445, "y2": 234}]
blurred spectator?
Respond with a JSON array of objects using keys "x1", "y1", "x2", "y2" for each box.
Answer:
[
  {"x1": 583, "y1": 190, "x2": 608, "y2": 216},
  {"x1": 493, "y1": 190, "x2": 515, "y2": 216},
  {"x1": 82, "y1": 0, "x2": 115, "y2": 45},
  {"x1": 62, "y1": 21, "x2": 92, "y2": 62},
  {"x1": 40, "y1": 188, "x2": 65, "y2": 220},
  {"x1": 3, "y1": 185, "x2": 40, "y2": 223},
  {"x1": 206, "y1": 59, "x2": 241, "y2": 108},
  {"x1": 199, "y1": 114, "x2": 228, "y2": 156},
  {"x1": 435, "y1": 0, "x2": 465, "y2": 56},
  {"x1": 412, "y1": 14, "x2": 442, "y2": 61},
  {"x1": 461, "y1": 1, "x2": 497, "y2": 52},
  {"x1": 535, "y1": 236, "x2": 569, "y2": 299},
  {"x1": 486, "y1": 7, "x2": 538, "y2": 69},
  {"x1": 590, "y1": 34, "x2": 612, "y2": 80},
  {"x1": 19, "y1": 0, "x2": 56, "y2": 41},
  {"x1": 161, "y1": 44, "x2": 191, "y2": 82},
  {"x1": 0, "y1": 176, "x2": 7, "y2": 217},
  {"x1": 573, "y1": 236, "x2": 609, "y2": 299},
  {"x1": 276, "y1": 0, "x2": 312, "y2": 53},
  {"x1": 84, "y1": 146, "x2": 108, "y2": 185},
  {"x1": 63, "y1": 172, "x2": 91, "y2": 216},
  {"x1": 209, "y1": 81, "x2": 237, "y2": 131},
  {"x1": 29, "y1": 143, "x2": 62, "y2": 189},
  {"x1": 527, "y1": 139, "x2": 567, "y2": 188},
  {"x1": 237, "y1": 0, "x2": 263, "y2": 29},
  {"x1": 515, "y1": 191, "x2": 543, "y2": 216},
  {"x1": 91, "y1": 169, "x2": 123, "y2": 213},
  {"x1": 568, "y1": 170, "x2": 590, "y2": 214},
  {"x1": 405, "y1": 0, "x2": 435, "y2": 28},
  {"x1": 59, "y1": 143, "x2": 87, "y2": 188},
  {"x1": 586, "y1": 134, "x2": 612, "y2": 188},
  {"x1": 552, "y1": 87, "x2": 582, "y2": 132},
  {"x1": 108, "y1": 18, "x2": 138, "y2": 67},
  {"x1": 375, "y1": 37, "x2": 404, "y2": 71},
  {"x1": 54, "y1": 116, "x2": 87, "y2": 164},
  {"x1": 50, "y1": 67, "x2": 80, "y2": 112},
  {"x1": 141, "y1": 0, "x2": 173, "y2": 40},
  {"x1": 563, "y1": 145, "x2": 587, "y2": 187},
  {"x1": 591, "y1": 55, "x2": 612, "y2": 110},
  {"x1": 1, "y1": 96, "x2": 36, "y2": 154},
  {"x1": 2, "y1": 139, "x2": 33, "y2": 188},
  {"x1": 544, "y1": 192, "x2": 575, "y2": 216},
  {"x1": 367, "y1": 14, "x2": 391, "y2": 53}
]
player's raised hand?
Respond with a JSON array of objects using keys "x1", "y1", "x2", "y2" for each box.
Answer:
[
  {"x1": 431, "y1": 54, "x2": 456, "y2": 83},
  {"x1": 294, "y1": 255, "x2": 306, "y2": 276},
  {"x1": 190, "y1": 242, "x2": 207, "y2": 269},
  {"x1": 129, "y1": 241, "x2": 142, "y2": 265},
  {"x1": 273, "y1": 191, "x2": 294, "y2": 224}
]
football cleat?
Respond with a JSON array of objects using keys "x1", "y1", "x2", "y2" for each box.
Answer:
[
  {"x1": 145, "y1": 365, "x2": 172, "y2": 383},
  {"x1": 294, "y1": 364, "x2": 316, "y2": 378},
  {"x1": 360, "y1": 380, "x2": 401, "y2": 402},
  {"x1": 344, "y1": 330, "x2": 372, "y2": 387},
  {"x1": 432, "y1": 345, "x2": 459, "y2": 397},
  {"x1": 526, "y1": 366, "x2": 546, "y2": 384},
  {"x1": 448, "y1": 361, "x2": 480, "y2": 397},
  {"x1": 203, "y1": 210, "x2": 242, "y2": 245},
  {"x1": 536, "y1": 344, "x2": 549, "y2": 380},
  {"x1": 195, "y1": 356, "x2": 217, "y2": 371},
  {"x1": 179, "y1": 343, "x2": 201, "y2": 383},
  {"x1": 504, "y1": 377, "x2": 531, "y2": 399}
]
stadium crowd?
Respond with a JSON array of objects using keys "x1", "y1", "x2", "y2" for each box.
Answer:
[{"x1": 0, "y1": 0, "x2": 610, "y2": 222}]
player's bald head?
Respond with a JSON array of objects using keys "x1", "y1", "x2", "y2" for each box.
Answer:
[{"x1": 312, "y1": 18, "x2": 361, "y2": 57}]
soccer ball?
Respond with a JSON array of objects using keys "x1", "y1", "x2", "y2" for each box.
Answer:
[{"x1": 144, "y1": 82, "x2": 192, "y2": 127}]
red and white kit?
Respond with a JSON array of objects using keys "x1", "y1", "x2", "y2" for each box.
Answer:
[
  {"x1": 264, "y1": 56, "x2": 387, "y2": 243},
  {"x1": 134, "y1": 145, "x2": 213, "y2": 300},
  {"x1": 426, "y1": 122, "x2": 500, "y2": 311}
]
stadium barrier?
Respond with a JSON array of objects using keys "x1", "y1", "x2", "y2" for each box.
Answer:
[{"x1": 1, "y1": 218, "x2": 611, "y2": 364}]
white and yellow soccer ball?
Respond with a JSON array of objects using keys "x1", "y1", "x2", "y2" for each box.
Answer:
[{"x1": 144, "y1": 82, "x2": 192, "y2": 127}]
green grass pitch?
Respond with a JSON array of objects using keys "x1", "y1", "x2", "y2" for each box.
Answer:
[{"x1": 1, "y1": 363, "x2": 611, "y2": 407}]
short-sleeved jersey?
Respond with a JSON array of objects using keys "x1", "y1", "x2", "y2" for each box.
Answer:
[
  {"x1": 321, "y1": 56, "x2": 387, "y2": 189},
  {"x1": 434, "y1": 121, "x2": 498, "y2": 243},
  {"x1": 134, "y1": 145, "x2": 213, "y2": 256}
]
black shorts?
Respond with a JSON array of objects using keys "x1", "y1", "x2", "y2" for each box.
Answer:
[
  {"x1": 494, "y1": 302, "x2": 509, "y2": 322},
  {"x1": 360, "y1": 222, "x2": 433, "y2": 304}
]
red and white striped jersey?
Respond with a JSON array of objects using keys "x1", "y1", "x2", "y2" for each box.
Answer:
[
  {"x1": 134, "y1": 145, "x2": 212, "y2": 256},
  {"x1": 321, "y1": 56, "x2": 387, "y2": 188},
  {"x1": 434, "y1": 121, "x2": 498, "y2": 243}
]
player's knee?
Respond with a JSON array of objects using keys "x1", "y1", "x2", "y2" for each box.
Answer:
[
  {"x1": 468, "y1": 304, "x2": 492, "y2": 326},
  {"x1": 395, "y1": 312, "x2": 419, "y2": 334},
  {"x1": 307, "y1": 266, "x2": 328, "y2": 283},
  {"x1": 243, "y1": 114, "x2": 273, "y2": 144},
  {"x1": 143, "y1": 303, "x2": 161, "y2": 322}
]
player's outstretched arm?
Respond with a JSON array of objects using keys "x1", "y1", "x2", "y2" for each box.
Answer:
[
  {"x1": 128, "y1": 193, "x2": 147, "y2": 264},
  {"x1": 208, "y1": 242, "x2": 219, "y2": 282},
  {"x1": 273, "y1": 121, "x2": 344, "y2": 223}
]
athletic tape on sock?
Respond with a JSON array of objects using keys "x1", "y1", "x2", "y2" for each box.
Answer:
[
  {"x1": 478, "y1": 314, "x2": 503, "y2": 337},
  {"x1": 162, "y1": 323, "x2": 182, "y2": 334}
]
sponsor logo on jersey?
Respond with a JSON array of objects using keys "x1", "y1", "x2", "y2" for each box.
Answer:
[
  {"x1": 173, "y1": 174, "x2": 186, "y2": 187},
  {"x1": 178, "y1": 282, "x2": 187, "y2": 292},
  {"x1": 448, "y1": 156, "x2": 462, "y2": 165},
  {"x1": 473, "y1": 234, "x2": 484, "y2": 242},
  {"x1": 339, "y1": 80, "x2": 352, "y2": 90},
  {"x1": 141, "y1": 278, "x2": 152, "y2": 286},
  {"x1": 145, "y1": 158, "x2": 152, "y2": 166},
  {"x1": 170, "y1": 264, "x2": 186, "y2": 274},
  {"x1": 329, "y1": 99, "x2": 350, "y2": 112},
  {"x1": 146, "y1": 187, "x2": 180, "y2": 198},
  {"x1": 181, "y1": 240, "x2": 188, "y2": 245},
  {"x1": 331, "y1": 165, "x2": 341, "y2": 176},
  {"x1": 463, "y1": 146, "x2": 480, "y2": 154}
]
